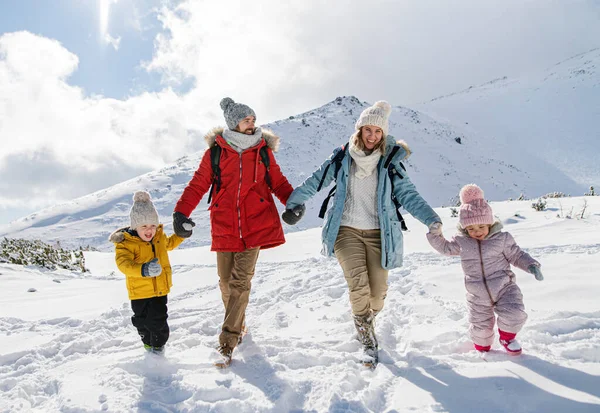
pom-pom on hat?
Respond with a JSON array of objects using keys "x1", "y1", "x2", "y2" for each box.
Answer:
[
  {"x1": 355, "y1": 100, "x2": 392, "y2": 136},
  {"x1": 459, "y1": 184, "x2": 494, "y2": 228},
  {"x1": 130, "y1": 191, "x2": 159, "y2": 230}
]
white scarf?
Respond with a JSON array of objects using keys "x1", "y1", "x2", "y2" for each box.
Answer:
[
  {"x1": 222, "y1": 127, "x2": 263, "y2": 153},
  {"x1": 349, "y1": 139, "x2": 382, "y2": 179}
]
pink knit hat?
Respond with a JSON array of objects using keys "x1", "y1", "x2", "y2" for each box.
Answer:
[{"x1": 459, "y1": 184, "x2": 494, "y2": 228}]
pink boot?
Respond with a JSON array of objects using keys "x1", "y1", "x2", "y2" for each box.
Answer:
[
  {"x1": 499, "y1": 330, "x2": 522, "y2": 355},
  {"x1": 474, "y1": 343, "x2": 491, "y2": 352}
]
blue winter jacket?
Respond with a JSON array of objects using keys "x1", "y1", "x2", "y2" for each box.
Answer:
[{"x1": 286, "y1": 136, "x2": 440, "y2": 269}]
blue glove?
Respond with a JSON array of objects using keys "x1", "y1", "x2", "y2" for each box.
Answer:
[
  {"x1": 141, "y1": 258, "x2": 162, "y2": 277},
  {"x1": 528, "y1": 265, "x2": 544, "y2": 281}
]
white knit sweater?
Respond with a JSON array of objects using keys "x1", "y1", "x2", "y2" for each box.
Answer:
[{"x1": 340, "y1": 161, "x2": 380, "y2": 230}]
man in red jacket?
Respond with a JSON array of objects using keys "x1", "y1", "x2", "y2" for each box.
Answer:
[{"x1": 173, "y1": 97, "x2": 300, "y2": 366}]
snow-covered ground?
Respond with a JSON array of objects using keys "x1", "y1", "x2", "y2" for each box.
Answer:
[{"x1": 1, "y1": 196, "x2": 599, "y2": 412}]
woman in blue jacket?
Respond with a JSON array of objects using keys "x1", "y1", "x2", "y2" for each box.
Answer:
[{"x1": 282, "y1": 101, "x2": 441, "y2": 366}]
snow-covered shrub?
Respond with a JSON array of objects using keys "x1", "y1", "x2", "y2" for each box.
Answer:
[
  {"x1": 531, "y1": 199, "x2": 547, "y2": 211},
  {"x1": 543, "y1": 192, "x2": 566, "y2": 199},
  {"x1": 0, "y1": 238, "x2": 88, "y2": 272},
  {"x1": 585, "y1": 186, "x2": 595, "y2": 196},
  {"x1": 450, "y1": 207, "x2": 459, "y2": 218}
]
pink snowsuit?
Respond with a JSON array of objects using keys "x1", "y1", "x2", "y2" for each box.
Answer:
[{"x1": 427, "y1": 222, "x2": 539, "y2": 347}]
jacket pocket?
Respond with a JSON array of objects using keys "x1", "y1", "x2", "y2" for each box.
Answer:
[
  {"x1": 209, "y1": 189, "x2": 235, "y2": 236},
  {"x1": 245, "y1": 190, "x2": 275, "y2": 233}
]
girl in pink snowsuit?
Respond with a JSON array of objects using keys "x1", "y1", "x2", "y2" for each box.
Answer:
[{"x1": 427, "y1": 184, "x2": 544, "y2": 355}]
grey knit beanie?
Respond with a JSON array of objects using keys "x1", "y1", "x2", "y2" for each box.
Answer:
[
  {"x1": 130, "y1": 191, "x2": 159, "y2": 230},
  {"x1": 355, "y1": 100, "x2": 392, "y2": 136},
  {"x1": 220, "y1": 97, "x2": 256, "y2": 130}
]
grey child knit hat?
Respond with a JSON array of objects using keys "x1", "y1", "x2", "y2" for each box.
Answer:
[
  {"x1": 220, "y1": 97, "x2": 256, "y2": 130},
  {"x1": 355, "y1": 100, "x2": 392, "y2": 136},
  {"x1": 130, "y1": 191, "x2": 159, "y2": 230}
]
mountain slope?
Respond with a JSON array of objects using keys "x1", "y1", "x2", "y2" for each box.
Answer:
[
  {"x1": 418, "y1": 48, "x2": 600, "y2": 186},
  {"x1": 0, "y1": 96, "x2": 584, "y2": 250}
]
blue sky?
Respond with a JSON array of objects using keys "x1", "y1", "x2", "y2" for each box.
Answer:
[
  {"x1": 1, "y1": 0, "x2": 599, "y2": 227},
  {"x1": 0, "y1": 0, "x2": 163, "y2": 99}
]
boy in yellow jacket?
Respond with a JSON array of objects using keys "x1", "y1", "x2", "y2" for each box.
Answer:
[{"x1": 109, "y1": 191, "x2": 185, "y2": 354}]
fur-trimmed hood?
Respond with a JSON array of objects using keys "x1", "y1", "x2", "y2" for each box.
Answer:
[
  {"x1": 109, "y1": 227, "x2": 129, "y2": 243},
  {"x1": 204, "y1": 127, "x2": 281, "y2": 152},
  {"x1": 385, "y1": 135, "x2": 411, "y2": 160}
]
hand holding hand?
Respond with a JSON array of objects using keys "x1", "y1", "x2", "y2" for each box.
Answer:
[
  {"x1": 429, "y1": 222, "x2": 443, "y2": 236},
  {"x1": 173, "y1": 211, "x2": 195, "y2": 238},
  {"x1": 282, "y1": 204, "x2": 306, "y2": 225}
]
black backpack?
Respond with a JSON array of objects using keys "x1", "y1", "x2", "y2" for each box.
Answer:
[
  {"x1": 317, "y1": 145, "x2": 408, "y2": 231},
  {"x1": 207, "y1": 144, "x2": 271, "y2": 204}
]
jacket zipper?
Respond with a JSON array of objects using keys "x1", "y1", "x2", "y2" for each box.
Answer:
[
  {"x1": 151, "y1": 243, "x2": 158, "y2": 293},
  {"x1": 477, "y1": 240, "x2": 494, "y2": 305},
  {"x1": 237, "y1": 154, "x2": 243, "y2": 242}
]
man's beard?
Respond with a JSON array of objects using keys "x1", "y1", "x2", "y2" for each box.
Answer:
[{"x1": 240, "y1": 127, "x2": 255, "y2": 135}]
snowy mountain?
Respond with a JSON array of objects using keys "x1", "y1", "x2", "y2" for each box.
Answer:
[
  {"x1": 1, "y1": 196, "x2": 599, "y2": 412},
  {"x1": 0, "y1": 96, "x2": 584, "y2": 251},
  {"x1": 418, "y1": 47, "x2": 600, "y2": 186}
]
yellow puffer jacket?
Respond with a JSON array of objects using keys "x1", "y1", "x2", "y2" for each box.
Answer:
[{"x1": 109, "y1": 225, "x2": 185, "y2": 300}]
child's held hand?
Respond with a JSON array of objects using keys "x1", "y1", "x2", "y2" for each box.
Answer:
[
  {"x1": 528, "y1": 264, "x2": 544, "y2": 281},
  {"x1": 142, "y1": 258, "x2": 162, "y2": 277},
  {"x1": 429, "y1": 222, "x2": 443, "y2": 236},
  {"x1": 173, "y1": 211, "x2": 195, "y2": 238}
]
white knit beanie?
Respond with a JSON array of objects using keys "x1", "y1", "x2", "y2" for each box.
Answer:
[
  {"x1": 130, "y1": 191, "x2": 159, "y2": 230},
  {"x1": 355, "y1": 100, "x2": 392, "y2": 136}
]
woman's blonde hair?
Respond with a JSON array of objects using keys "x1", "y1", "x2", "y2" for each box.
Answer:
[{"x1": 351, "y1": 128, "x2": 387, "y2": 155}]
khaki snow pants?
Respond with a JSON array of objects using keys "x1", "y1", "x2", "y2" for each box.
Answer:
[
  {"x1": 216, "y1": 247, "x2": 260, "y2": 349},
  {"x1": 334, "y1": 226, "x2": 389, "y2": 317}
]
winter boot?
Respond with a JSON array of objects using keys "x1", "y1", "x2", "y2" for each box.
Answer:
[
  {"x1": 144, "y1": 344, "x2": 165, "y2": 355},
  {"x1": 474, "y1": 344, "x2": 491, "y2": 353},
  {"x1": 499, "y1": 330, "x2": 522, "y2": 356},
  {"x1": 353, "y1": 311, "x2": 378, "y2": 368},
  {"x1": 214, "y1": 343, "x2": 234, "y2": 368}
]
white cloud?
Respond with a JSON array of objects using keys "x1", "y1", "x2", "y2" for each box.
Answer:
[
  {"x1": 0, "y1": 31, "x2": 207, "y2": 215},
  {"x1": 147, "y1": 0, "x2": 600, "y2": 121},
  {"x1": 104, "y1": 33, "x2": 121, "y2": 50}
]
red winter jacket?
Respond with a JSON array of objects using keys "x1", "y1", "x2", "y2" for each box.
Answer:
[{"x1": 175, "y1": 127, "x2": 294, "y2": 252}]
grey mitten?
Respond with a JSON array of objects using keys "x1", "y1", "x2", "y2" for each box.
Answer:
[
  {"x1": 528, "y1": 265, "x2": 544, "y2": 281},
  {"x1": 429, "y1": 222, "x2": 443, "y2": 235},
  {"x1": 173, "y1": 211, "x2": 195, "y2": 238},
  {"x1": 282, "y1": 204, "x2": 306, "y2": 225},
  {"x1": 141, "y1": 258, "x2": 162, "y2": 277}
]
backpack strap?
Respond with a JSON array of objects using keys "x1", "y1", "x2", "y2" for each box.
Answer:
[
  {"x1": 259, "y1": 146, "x2": 272, "y2": 189},
  {"x1": 318, "y1": 186, "x2": 338, "y2": 219},
  {"x1": 385, "y1": 146, "x2": 408, "y2": 231},
  {"x1": 317, "y1": 145, "x2": 348, "y2": 192},
  {"x1": 317, "y1": 145, "x2": 348, "y2": 218},
  {"x1": 383, "y1": 145, "x2": 401, "y2": 169},
  {"x1": 207, "y1": 144, "x2": 222, "y2": 204}
]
